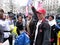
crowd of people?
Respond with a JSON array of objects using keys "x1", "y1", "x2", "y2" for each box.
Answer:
[{"x1": 0, "y1": 5, "x2": 60, "y2": 45}]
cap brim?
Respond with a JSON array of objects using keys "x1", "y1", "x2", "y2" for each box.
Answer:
[{"x1": 36, "y1": 11, "x2": 41, "y2": 14}]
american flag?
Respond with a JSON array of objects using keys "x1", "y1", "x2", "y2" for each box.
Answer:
[
  {"x1": 25, "y1": 0, "x2": 32, "y2": 16},
  {"x1": 25, "y1": 5, "x2": 28, "y2": 16}
]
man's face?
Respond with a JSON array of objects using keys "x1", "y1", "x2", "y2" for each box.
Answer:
[
  {"x1": 37, "y1": 13, "x2": 43, "y2": 20},
  {"x1": 3, "y1": 15, "x2": 6, "y2": 20},
  {"x1": 48, "y1": 16, "x2": 53, "y2": 21},
  {"x1": 18, "y1": 16, "x2": 22, "y2": 23},
  {"x1": 27, "y1": 15, "x2": 32, "y2": 20}
]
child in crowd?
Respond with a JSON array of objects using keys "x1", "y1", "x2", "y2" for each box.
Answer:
[{"x1": 14, "y1": 24, "x2": 30, "y2": 45}]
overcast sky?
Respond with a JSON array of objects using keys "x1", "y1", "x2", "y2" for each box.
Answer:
[
  {"x1": 13, "y1": 0, "x2": 60, "y2": 6},
  {"x1": 13, "y1": 0, "x2": 28, "y2": 6}
]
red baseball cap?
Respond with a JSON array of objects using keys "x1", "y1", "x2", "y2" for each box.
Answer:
[{"x1": 36, "y1": 8, "x2": 46, "y2": 15}]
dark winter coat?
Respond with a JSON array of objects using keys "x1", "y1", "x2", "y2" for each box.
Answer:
[
  {"x1": 31, "y1": 6, "x2": 51, "y2": 45},
  {"x1": 35, "y1": 19, "x2": 51, "y2": 45},
  {"x1": 16, "y1": 21, "x2": 23, "y2": 35}
]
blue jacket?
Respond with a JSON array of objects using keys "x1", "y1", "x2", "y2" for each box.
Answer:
[
  {"x1": 55, "y1": 24, "x2": 60, "y2": 29},
  {"x1": 14, "y1": 32, "x2": 30, "y2": 45}
]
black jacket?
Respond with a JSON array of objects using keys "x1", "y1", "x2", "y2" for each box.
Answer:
[
  {"x1": 51, "y1": 24, "x2": 59, "y2": 43},
  {"x1": 35, "y1": 19, "x2": 50, "y2": 45},
  {"x1": 51, "y1": 25, "x2": 56, "y2": 39},
  {"x1": 25, "y1": 19, "x2": 36, "y2": 45},
  {"x1": 0, "y1": 24, "x2": 4, "y2": 43},
  {"x1": 31, "y1": 6, "x2": 51, "y2": 45},
  {"x1": 16, "y1": 21, "x2": 23, "y2": 35},
  {"x1": 31, "y1": 6, "x2": 38, "y2": 23}
]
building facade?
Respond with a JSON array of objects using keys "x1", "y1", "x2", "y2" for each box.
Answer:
[
  {"x1": 43, "y1": 0, "x2": 59, "y2": 14},
  {"x1": 34, "y1": 0, "x2": 60, "y2": 15},
  {"x1": 0, "y1": 0, "x2": 60, "y2": 14}
]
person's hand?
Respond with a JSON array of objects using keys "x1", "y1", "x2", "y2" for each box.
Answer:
[
  {"x1": 30, "y1": 3, "x2": 32, "y2": 7},
  {"x1": 30, "y1": 3, "x2": 33, "y2": 8},
  {"x1": 49, "y1": 38, "x2": 54, "y2": 42},
  {"x1": 26, "y1": 32, "x2": 30, "y2": 36}
]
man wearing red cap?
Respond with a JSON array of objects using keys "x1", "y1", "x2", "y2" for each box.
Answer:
[{"x1": 31, "y1": 6, "x2": 51, "y2": 45}]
